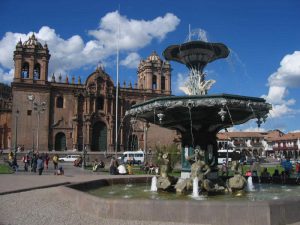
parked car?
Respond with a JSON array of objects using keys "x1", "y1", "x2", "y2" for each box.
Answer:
[{"x1": 59, "y1": 155, "x2": 81, "y2": 162}]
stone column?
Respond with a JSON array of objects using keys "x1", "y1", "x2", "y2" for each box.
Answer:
[
  {"x1": 73, "y1": 121, "x2": 78, "y2": 150},
  {"x1": 14, "y1": 56, "x2": 22, "y2": 80},
  {"x1": 29, "y1": 58, "x2": 34, "y2": 80},
  {"x1": 85, "y1": 121, "x2": 91, "y2": 151},
  {"x1": 40, "y1": 58, "x2": 47, "y2": 81},
  {"x1": 104, "y1": 98, "x2": 108, "y2": 113}
]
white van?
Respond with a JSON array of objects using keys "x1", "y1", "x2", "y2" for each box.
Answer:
[
  {"x1": 217, "y1": 149, "x2": 234, "y2": 164},
  {"x1": 118, "y1": 150, "x2": 145, "y2": 164}
]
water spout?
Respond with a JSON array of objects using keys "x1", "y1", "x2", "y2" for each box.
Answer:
[
  {"x1": 247, "y1": 176, "x2": 255, "y2": 191},
  {"x1": 151, "y1": 176, "x2": 158, "y2": 192},
  {"x1": 192, "y1": 177, "x2": 199, "y2": 197}
]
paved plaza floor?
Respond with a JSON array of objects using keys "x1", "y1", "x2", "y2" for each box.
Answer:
[{"x1": 0, "y1": 163, "x2": 204, "y2": 225}]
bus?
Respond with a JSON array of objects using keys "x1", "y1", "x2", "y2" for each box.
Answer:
[{"x1": 118, "y1": 150, "x2": 145, "y2": 164}]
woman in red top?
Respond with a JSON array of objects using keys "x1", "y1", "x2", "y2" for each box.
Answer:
[{"x1": 296, "y1": 162, "x2": 300, "y2": 182}]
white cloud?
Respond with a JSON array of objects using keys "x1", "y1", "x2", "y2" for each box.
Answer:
[
  {"x1": 0, "y1": 68, "x2": 14, "y2": 83},
  {"x1": 242, "y1": 127, "x2": 266, "y2": 132},
  {"x1": 0, "y1": 32, "x2": 28, "y2": 69},
  {"x1": 120, "y1": 52, "x2": 141, "y2": 69},
  {"x1": 89, "y1": 12, "x2": 180, "y2": 51},
  {"x1": 268, "y1": 51, "x2": 300, "y2": 88},
  {"x1": 0, "y1": 11, "x2": 180, "y2": 84},
  {"x1": 268, "y1": 104, "x2": 295, "y2": 118},
  {"x1": 263, "y1": 51, "x2": 300, "y2": 118},
  {"x1": 173, "y1": 72, "x2": 189, "y2": 95}
]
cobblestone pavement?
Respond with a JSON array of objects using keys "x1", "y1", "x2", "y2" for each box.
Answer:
[{"x1": 0, "y1": 164, "x2": 207, "y2": 225}]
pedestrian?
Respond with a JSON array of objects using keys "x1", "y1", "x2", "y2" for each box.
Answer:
[
  {"x1": 37, "y1": 156, "x2": 44, "y2": 175},
  {"x1": 31, "y1": 153, "x2": 37, "y2": 173},
  {"x1": 296, "y1": 161, "x2": 300, "y2": 182},
  {"x1": 44, "y1": 153, "x2": 50, "y2": 170},
  {"x1": 53, "y1": 154, "x2": 59, "y2": 170},
  {"x1": 22, "y1": 154, "x2": 29, "y2": 172}
]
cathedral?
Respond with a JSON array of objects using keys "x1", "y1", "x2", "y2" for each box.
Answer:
[{"x1": 9, "y1": 34, "x2": 177, "y2": 153}]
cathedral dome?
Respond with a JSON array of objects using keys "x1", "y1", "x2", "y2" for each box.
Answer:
[
  {"x1": 147, "y1": 51, "x2": 162, "y2": 62},
  {"x1": 23, "y1": 34, "x2": 43, "y2": 49}
]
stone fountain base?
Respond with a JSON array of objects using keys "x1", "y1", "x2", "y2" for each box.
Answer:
[{"x1": 59, "y1": 176, "x2": 300, "y2": 225}]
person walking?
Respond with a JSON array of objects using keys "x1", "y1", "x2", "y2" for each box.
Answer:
[
  {"x1": 31, "y1": 153, "x2": 37, "y2": 173},
  {"x1": 53, "y1": 154, "x2": 59, "y2": 170},
  {"x1": 44, "y1": 153, "x2": 50, "y2": 170},
  {"x1": 22, "y1": 154, "x2": 29, "y2": 172},
  {"x1": 37, "y1": 156, "x2": 44, "y2": 175}
]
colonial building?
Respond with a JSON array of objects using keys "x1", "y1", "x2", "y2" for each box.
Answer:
[
  {"x1": 10, "y1": 34, "x2": 176, "y2": 153},
  {"x1": 0, "y1": 83, "x2": 12, "y2": 149},
  {"x1": 270, "y1": 132, "x2": 300, "y2": 158},
  {"x1": 216, "y1": 130, "x2": 283, "y2": 158}
]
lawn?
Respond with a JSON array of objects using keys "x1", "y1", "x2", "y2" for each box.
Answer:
[
  {"x1": 85, "y1": 163, "x2": 294, "y2": 178},
  {"x1": 0, "y1": 163, "x2": 13, "y2": 174}
]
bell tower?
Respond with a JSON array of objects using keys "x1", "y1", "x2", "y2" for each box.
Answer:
[
  {"x1": 13, "y1": 34, "x2": 50, "y2": 84},
  {"x1": 137, "y1": 51, "x2": 171, "y2": 95},
  {"x1": 11, "y1": 34, "x2": 51, "y2": 152}
]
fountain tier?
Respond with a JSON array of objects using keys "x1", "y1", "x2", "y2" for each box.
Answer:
[
  {"x1": 163, "y1": 40, "x2": 229, "y2": 71},
  {"x1": 125, "y1": 94, "x2": 271, "y2": 146}
]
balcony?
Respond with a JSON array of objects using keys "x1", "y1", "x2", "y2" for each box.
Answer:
[{"x1": 272, "y1": 146, "x2": 299, "y2": 151}]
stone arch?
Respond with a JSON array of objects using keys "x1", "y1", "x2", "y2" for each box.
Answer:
[
  {"x1": 152, "y1": 75, "x2": 157, "y2": 89},
  {"x1": 56, "y1": 96, "x2": 64, "y2": 108},
  {"x1": 34, "y1": 63, "x2": 41, "y2": 80},
  {"x1": 91, "y1": 121, "x2": 107, "y2": 151},
  {"x1": 21, "y1": 62, "x2": 29, "y2": 78},
  {"x1": 96, "y1": 96, "x2": 104, "y2": 110},
  {"x1": 55, "y1": 132, "x2": 66, "y2": 151},
  {"x1": 161, "y1": 75, "x2": 166, "y2": 90}
]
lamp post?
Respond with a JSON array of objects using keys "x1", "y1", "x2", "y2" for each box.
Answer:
[
  {"x1": 27, "y1": 95, "x2": 46, "y2": 152},
  {"x1": 35, "y1": 101, "x2": 46, "y2": 152},
  {"x1": 14, "y1": 109, "x2": 19, "y2": 160},
  {"x1": 143, "y1": 122, "x2": 149, "y2": 163},
  {"x1": 82, "y1": 118, "x2": 86, "y2": 169}
]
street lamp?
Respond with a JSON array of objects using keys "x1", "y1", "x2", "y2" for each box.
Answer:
[
  {"x1": 28, "y1": 95, "x2": 46, "y2": 152},
  {"x1": 14, "y1": 109, "x2": 19, "y2": 160},
  {"x1": 143, "y1": 122, "x2": 150, "y2": 163}
]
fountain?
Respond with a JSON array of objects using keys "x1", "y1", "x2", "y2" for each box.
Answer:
[
  {"x1": 60, "y1": 40, "x2": 300, "y2": 225},
  {"x1": 125, "y1": 40, "x2": 271, "y2": 193}
]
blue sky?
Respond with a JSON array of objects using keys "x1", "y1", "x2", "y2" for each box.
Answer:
[{"x1": 1, "y1": 0, "x2": 300, "y2": 133}]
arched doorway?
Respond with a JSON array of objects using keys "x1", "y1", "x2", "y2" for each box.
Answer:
[
  {"x1": 55, "y1": 132, "x2": 66, "y2": 151},
  {"x1": 91, "y1": 122, "x2": 107, "y2": 151}
]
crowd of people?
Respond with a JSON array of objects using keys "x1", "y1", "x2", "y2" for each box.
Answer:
[
  {"x1": 108, "y1": 157, "x2": 134, "y2": 175},
  {"x1": 6, "y1": 151, "x2": 63, "y2": 176}
]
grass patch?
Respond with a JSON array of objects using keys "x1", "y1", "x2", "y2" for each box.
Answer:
[{"x1": 0, "y1": 163, "x2": 13, "y2": 174}]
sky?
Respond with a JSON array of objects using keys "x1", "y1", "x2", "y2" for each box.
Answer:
[{"x1": 0, "y1": 0, "x2": 300, "y2": 133}]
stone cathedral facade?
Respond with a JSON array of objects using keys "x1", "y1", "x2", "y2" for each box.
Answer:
[{"x1": 11, "y1": 34, "x2": 177, "y2": 152}]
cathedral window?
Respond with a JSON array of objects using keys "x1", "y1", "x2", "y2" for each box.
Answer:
[
  {"x1": 152, "y1": 75, "x2": 157, "y2": 90},
  {"x1": 56, "y1": 96, "x2": 64, "y2": 108},
  {"x1": 21, "y1": 62, "x2": 29, "y2": 78},
  {"x1": 33, "y1": 63, "x2": 41, "y2": 80},
  {"x1": 96, "y1": 96, "x2": 104, "y2": 110}
]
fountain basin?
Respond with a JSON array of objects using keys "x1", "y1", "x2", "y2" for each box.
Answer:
[
  {"x1": 125, "y1": 94, "x2": 271, "y2": 132},
  {"x1": 163, "y1": 41, "x2": 230, "y2": 69},
  {"x1": 60, "y1": 176, "x2": 300, "y2": 225}
]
